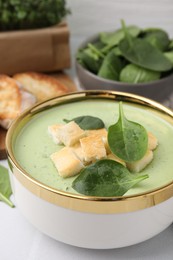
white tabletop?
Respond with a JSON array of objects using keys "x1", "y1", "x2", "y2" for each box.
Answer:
[{"x1": 1, "y1": 0, "x2": 173, "y2": 258}]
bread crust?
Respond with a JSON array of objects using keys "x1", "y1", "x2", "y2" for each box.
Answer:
[
  {"x1": 0, "y1": 75, "x2": 21, "y2": 119},
  {"x1": 13, "y1": 72, "x2": 69, "y2": 102}
]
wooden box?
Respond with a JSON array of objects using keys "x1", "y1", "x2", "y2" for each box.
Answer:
[{"x1": 0, "y1": 22, "x2": 71, "y2": 74}]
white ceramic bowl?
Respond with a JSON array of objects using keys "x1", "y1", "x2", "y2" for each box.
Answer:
[
  {"x1": 6, "y1": 91, "x2": 173, "y2": 249},
  {"x1": 76, "y1": 34, "x2": 173, "y2": 103}
]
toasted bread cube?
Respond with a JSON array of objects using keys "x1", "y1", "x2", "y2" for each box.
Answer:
[
  {"x1": 86, "y1": 128, "x2": 107, "y2": 139},
  {"x1": 107, "y1": 153, "x2": 126, "y2": 167},
  {"x1": 126, "y1": 150, "x2": 153, "y2": 173},
  {"x1": 86, "y1": 128, "x2": 110, "y2": 154},
  {"x1": 80, "y1": 135, "x2": 107, "y2": 163},
  {"x1": 48, "y1": 124, "x2": 64, "y2": 144},
  {"x1": 71, "y1": 142, "x2": 85, "y2": 164},
  {"x1": 103, "y1": 137, "x2": 111, "y2": 154},
  {"x1": 58, "y1": 121, "x2": 85, "y2": 146},
  {"x1": 50, "y1": 147, "x2": 84, "y2": 178},
  {"x1": 148, "y1": 132, "x2": 158, "y2": 150}
]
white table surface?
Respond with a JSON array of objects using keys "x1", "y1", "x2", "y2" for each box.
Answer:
[{"x1": 1, "y1": 1, "x2": 173, "y2": 259}]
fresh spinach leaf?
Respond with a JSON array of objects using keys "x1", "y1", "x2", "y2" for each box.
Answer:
[
  {"x1": 76, "y1": 50, "x2": 88, "y2": 68},
  {"x1": 120, "y1": 64, "x2": 160, "y2": 83},
  {"x1": 92, "y1": 40, "x2": 106, "y2": 50},
  {"x1": 143, "y1": 28, "x2": 170, "y2": 51},
  {"x1": 76, "y1": 47, "x2": 103, "y2": 74},
  {"x1": 0, "y1": 165, "x2": 14, "y2": 207},
  {"x1": 100, "y1": 25, "x2": 140, "y2": 46},
  {"x1": 98, "y1": 49, "x2": 124, "y2": 80},
  {"x1": 108, "y1": 102, "x2": 148, "y2": 162},
  {"x1": 88, "y1": 43, "x2": 105, "y2": 59},
  {"x1": 113, "y1": 47, "x2": 122, "y2": 56},
  {"x1": 72, "y1": 159, "x2": 148, "y2": 196},
  {"x1": 164, "y1": 52, "x2": 173, "y2": 66},
  {"x1": 119, "y1": 21, "x2": 172, "y2": 72},
  {"x1": 100, "y1": 25, "x2": 140, "y2": 55},
  {"x1": 63, "y1": 116, "x2": 105, "y2": 130},
  {"x1": 168, "y1": 40, "x2": 173, "y2": 50}
]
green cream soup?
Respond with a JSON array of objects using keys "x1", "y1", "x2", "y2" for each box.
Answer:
[{"x1": 13, "y1": 99, "x2": 173, "y2": 196}]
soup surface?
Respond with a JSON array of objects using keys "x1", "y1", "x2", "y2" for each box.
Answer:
[{"x1": 14, "y1": 98, "x2": 173, "y2": 196}]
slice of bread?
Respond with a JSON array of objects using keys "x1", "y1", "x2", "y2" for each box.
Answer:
[
  {"x1": 13, "y1": 72, "x2": 70, "y2": 102},
  {"x1": 0, "y1": 75, "x2": 21, "y2": 119}
]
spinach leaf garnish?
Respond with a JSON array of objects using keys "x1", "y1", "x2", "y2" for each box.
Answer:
[
  {"x1": 0, "y1": 165, "x2": 14, "y2": 207},
  {"x1": 120, "y1": 64, "x2": 160, "y2": 83},
  {"x1": 72, "y1": 159, "x2": 148, "y2": 196},
  {"x1": 119, "y1": 20, "x2": 172, "y2": 72},
  {"x1": 108, "y1": 102, "x2": 148, "y2": 162},
  {"x1": 63, "y1": 115, "x2": 105, "y2": 130}
]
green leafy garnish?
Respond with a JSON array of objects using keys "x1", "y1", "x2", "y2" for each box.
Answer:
[
  {"x1": 72, "y1": 159, "x2": 148, "y2": 196},
  {"x1": 108, "y1": 102, "x2": 148, "y2": 162},
  {"x1": 119, "y1": 20, "x2": 172, "y2": 72},
  {"x1": 120, "y1": 64, "x2": 160, "y2": 83},
  {"x1": 63, "y1": 115, "x2": 105, "y2": 130},
  {"x1": 0, "y1": 165, "x2": 14, "y2": 207}
]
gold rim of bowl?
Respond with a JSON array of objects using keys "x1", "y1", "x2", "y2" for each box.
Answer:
[{"x1": 6, "y1": 90, "x2": 173, "y2": 214}]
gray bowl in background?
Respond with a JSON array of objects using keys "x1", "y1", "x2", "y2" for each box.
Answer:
[{"x1": 75, "y1": 34, "x2": 173, "y2": 103}]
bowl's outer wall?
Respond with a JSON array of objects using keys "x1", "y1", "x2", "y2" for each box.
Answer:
[
  {"x1": 76, "y1": 62, "x2": 173, "y2": 103},
  {"x1": 10, "y1": 172, "x2": 173, "y2": 249},
  {"x1": 76, "y1": 34, "x2": 173, "y2": 103}
]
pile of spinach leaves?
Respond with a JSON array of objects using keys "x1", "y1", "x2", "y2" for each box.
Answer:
[{"x1": 77, "y1": 20, "x2": 173, "y2": 84}]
